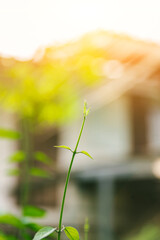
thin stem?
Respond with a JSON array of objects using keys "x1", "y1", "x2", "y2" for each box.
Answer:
[
  {"x1": 84, "y1": 218, "x2": 89, "y2": 240},
  {"x1": 85, "y1": 229, "x2": 88, "y2": 240},
  {"x1": 58, "y1": 115, "x2": 86, "y2": 240}
]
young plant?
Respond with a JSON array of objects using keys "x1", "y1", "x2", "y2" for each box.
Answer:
[{"x1": 32, "y1": 102, "x2": 93, "y2": 240}]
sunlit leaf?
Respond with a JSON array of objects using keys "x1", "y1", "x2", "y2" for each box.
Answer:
[
  {"x1": 54, "y1": 145, "x2": 72, "y2": 152},
  {"x1": 80, "y1": 151, "x2": 93, "y2": 159},
  {"x1": 33, "y1": 226, "x2": 56, "y2": 240},
  {"x1": 0, "y1": 129, "x2": 20, "y2": 139},
  {"x1": 86, "y1": 109, "x2": 90, "y2": 116},
  {"x1": 34, "y1": 152, "x2": 51, "y2": 164},
  {"x1": 30, "y1": 168, "x2": 50, "y2": 178},
  {"x1": 9, "y1": 151, "x2": 25, "y2": 163},
  {"x1": 23, "y1": 205, "x2": 46, "y2": 218},
  {"x1": 64, "y1": 226, "x2": 80, "y2": 240},
  {"x1": 0, "y1": 214, "x2": 23, "y2": 229}
]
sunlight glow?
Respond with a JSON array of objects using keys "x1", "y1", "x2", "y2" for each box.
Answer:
[{"x1": 0, "y1": 0, "x2": 160, "y2": 59}]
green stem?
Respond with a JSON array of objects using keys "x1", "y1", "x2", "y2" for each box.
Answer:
[
  {"x1": 85, "y1": 229, "x2": 88, "y2": 240},
  {"x1": 84, "y1": 218, "x2": 89, "y2": 240},
  {"x1": 58, "y1": 116, "x2": 86, "y2": 240}
]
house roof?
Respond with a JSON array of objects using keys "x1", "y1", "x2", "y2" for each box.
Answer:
[{"x1": 81, "y1": 31, "x2": 160, "y2": 109}]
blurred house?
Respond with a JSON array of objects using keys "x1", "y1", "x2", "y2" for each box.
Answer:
[
  {"x1": 57, "y1": 33, "x2": 160, "y2": 240},
  {"x1": 1, "y1": 32, "x2": 160, "y2": 240}
]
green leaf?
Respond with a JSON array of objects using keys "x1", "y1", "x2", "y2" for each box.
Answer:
[
  {"x1": 80, "y1": 151, "x2": 93, "y2": 159},
  {"x1": 33, "y1": 226, "x2": 56, "y2": 240},
  {"x1": 23, "y1": 205, "x2": 46, "y2": 218},
  {"x1": 9, "y1": 151, "x2": 25, "y2": 163},
  {"x1": 0, "y1": 129, "x2": 20, "y2": 139},
  {"x1": 30, "y1": 168, "x2": 50, "y2": 178},
  {"x1": 34, "y1": 152, "x2": 51, "y2": 164},
  {"x1": 64, "y1": 226, "x2": 80, "y2": 240},
  {"x1": 54, "y1": 145, "x2": 72, "y2": 152},
  {"x1": 7, "y1": 168, "x2": 20, "y2": 176},
  {"x1": 0, "y1": 214, "x2": 23, "y2": 229},
  {"x1": 24, "y1": 222, "x2": 42, "y2": 232}
]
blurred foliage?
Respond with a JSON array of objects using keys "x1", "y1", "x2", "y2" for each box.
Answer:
[
  {"x1": 0, "y1": 31, "x2": 112, "y2": 239},
  {"x1": 125, "y1": 225, "x2": 160, "y2": 240},
  {"x1": 0, "y1": 31, "x2": 111, "y2": 126},
  {"x1": 0, "y1": 210, "x2": 45, "y2": 240},
  {"x1": 0, "y1": 129, "x2": 20, "y2": 139}
]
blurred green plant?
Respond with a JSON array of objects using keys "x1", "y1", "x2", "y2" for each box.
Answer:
[
  {"x1": 125, "y1": 225, "x2": 160, "y2": 240},
  {"x1": 32, "y1": 102, "x2": 93, "y2": 240},
  {"x1": 0, "y1": 129, "x2": 51, "y2": 239},
  {"x1": 0, "y1": 128, "x2": 20, "y2": 139},
  {"x1": 0, "y1": 31, "x2": 110, "y2": 127}
]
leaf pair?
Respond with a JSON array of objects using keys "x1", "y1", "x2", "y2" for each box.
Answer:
[
  {"x1": 54, "y1": 145, "x2": 93, "y2": 159},
  {"x1": 33, "y1": 226, "x2": 79, "y2": 240},
  {"x1": 9, "y1": 151, "x2": 51, "y2": 164},
  {"x1": 8, "y1": 151, "x2": 51, "y2": 178}
]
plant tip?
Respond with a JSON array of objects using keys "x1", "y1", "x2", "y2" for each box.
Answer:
[{"x1": 83, "y1": 101, "x2": 90, "y2": 117}]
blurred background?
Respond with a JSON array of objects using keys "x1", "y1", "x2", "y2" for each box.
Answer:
[{"x1": 1, "y1": 1, "x2": 160, "y2": 240}]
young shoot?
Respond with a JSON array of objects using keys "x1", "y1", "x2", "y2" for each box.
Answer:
[{"x1": 32, "y1": 102, "x2": 92, "y2": 240}]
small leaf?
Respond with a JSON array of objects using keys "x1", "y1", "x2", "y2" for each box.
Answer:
[
  {"x1": 30, "y1": 168, "x2": 50, "y2": 178},
  {"x1": 33, "y1": 226, "x2": 56, "y2": 240},
  {"x1": 80, "y1": 151, "x2": 93, "y2": 159},
  {"x1": 0, "y1": 129, "x2": 20, "y2": 139},
  {"x1": 0, "y1": 214, "x2": 23, "y2": 229},
  {"x1": 34, "y1": 152, "x2": 51, "y2": 164},
  {"x1": 86, "y1": 109, "x2": 90, "y2": 116},
  {"x1": 23, "y1": 205, "x2": 46, "y2": 218},
  {"x1": 9, "y1": 151, "x2": 25, "y2": 163},
  {"x1": 54, "y1": 145, "x2": 72, "y2": 152},
  {"x1": 64, "y1": 226, "x2": 80, "y2": 240}
]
